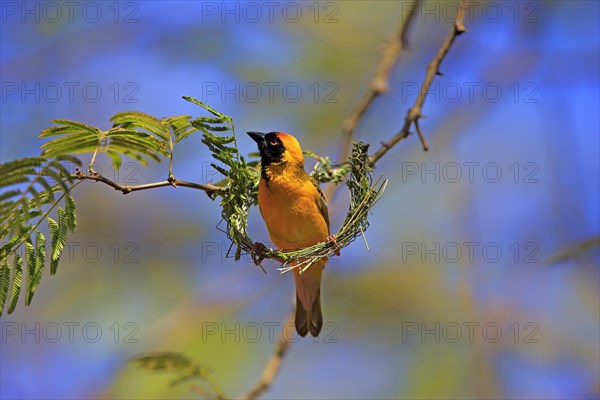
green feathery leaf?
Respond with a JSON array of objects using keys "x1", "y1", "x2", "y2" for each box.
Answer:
[
  {"x1": 40, "y1": 119, "x2": 101, "y2": 137},
  {"x1": 25, "y1": 232, "x2": 45, "y2": 306},
  {"x1": 0, "y1": 261, "x2": 9, "y2": 315},
  {"x1": 110, "y1": 111, "x2": 170, "y2": 141},
  {"x1": 51, "y1": 208, "x2": 68, "y2": 275},
  {"x1": 182, "y1": 96, "x2": 227, "y2": 119},
  {"x1": 65, "y1": 195, "x2": 76, "y2": 232},
  {"x1": 24, "y1": 240, "x2": 35, "y2": 306},
  {"x1": 7, "y1": 254, "x2": 23, "y2": 315}
]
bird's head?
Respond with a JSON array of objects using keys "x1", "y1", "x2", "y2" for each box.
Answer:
[{"x1": 247, "y1": 131, "x2": 304, "y2": 168}]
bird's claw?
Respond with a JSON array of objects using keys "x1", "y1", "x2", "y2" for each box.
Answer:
[
  {"x1": 250, "y1": 242, "x2": 268, "y2": 267},
  {"x1": 327, "y1": 235, "x2": 341, "y2": 257}
]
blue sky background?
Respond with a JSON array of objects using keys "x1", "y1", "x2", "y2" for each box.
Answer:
[{"x1": 1, "y1": 1, "x2": 599, "y2": 399}]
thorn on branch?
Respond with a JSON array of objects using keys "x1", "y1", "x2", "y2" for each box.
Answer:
[
  {"x1": 414, "y1": 118, "x2": 429, "y2": 152},
  {"x1": 379, "y1": 141, "x2": 392, "y2": 150},
  {"x1": 455, "y1": 24, "x2": 467, "y2": 35},
  {"x1": 168, "y1": 174, "x2": 177, "y2": 188}
]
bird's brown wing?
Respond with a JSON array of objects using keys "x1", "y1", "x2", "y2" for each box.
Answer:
[{"x1": 310, "y1": 176, "x2": 330, "y2": 234}]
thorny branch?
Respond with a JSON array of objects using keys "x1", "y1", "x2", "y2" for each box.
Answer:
[
  {"x1": 369, "y1": 0, "x2": 468, "y2": 166},
  {"x1": 337, "y1": 0, "x2": 421, "y2": 166},
  {"x1": 325, "y1": 0, "x2": 421, "y2": 203},
  {"x1": 73, "y1": 169, "x2": 226, "y2": 196}
]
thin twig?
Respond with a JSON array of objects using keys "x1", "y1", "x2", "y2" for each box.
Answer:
[
  {"x1": 548, "y1": 236, "x2": 600, "y2": 264},
  {"x1": 370, "y1": 0, "x2": 468, "y2": 166},
  {"x1": 237, "y1": 311, "x2": 294, "y2": 400},
  {"x1": 73, "y1": 170, "x2": 226, "y2": 196},
  {"x1": 324, "y1": 0, "x2": 421, "y2": 202}
]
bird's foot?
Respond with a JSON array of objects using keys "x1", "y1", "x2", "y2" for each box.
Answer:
[
  {"x1": 250, "y1": 242, "x2": 268, "y2": 267},
  {"x1": 326, "y1": 235, "x2": 341, "y2": 256}
]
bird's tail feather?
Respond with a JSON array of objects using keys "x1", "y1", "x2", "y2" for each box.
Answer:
[{"x1": 295, "y1": 290, "x2": 323, "y2": 337}]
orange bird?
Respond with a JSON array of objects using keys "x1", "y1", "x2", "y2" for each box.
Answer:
[{"x1": 247, "y1": 131, "x2": 330, "y2": 337}]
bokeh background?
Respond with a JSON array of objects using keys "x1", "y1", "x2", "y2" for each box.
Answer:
[{"x1": 1, "y1": 1, "x2": 599, "y2": 399}]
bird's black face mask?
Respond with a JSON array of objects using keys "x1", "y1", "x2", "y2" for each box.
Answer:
[{"x1": 247, "y1": 132, "x2": 286, "y2": 180}]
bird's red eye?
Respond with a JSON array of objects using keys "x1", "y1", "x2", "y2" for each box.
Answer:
[{"x1": 269, "y1": 139, "x2": 279, "y2": 147}]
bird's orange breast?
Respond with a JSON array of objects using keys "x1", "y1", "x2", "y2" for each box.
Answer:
[{"x1": 258, "y1": 176, "x2": 329, "y2": 250}]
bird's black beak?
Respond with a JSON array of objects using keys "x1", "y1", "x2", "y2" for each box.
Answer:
[{"x1": 247, "y1": 131, "x2": 266, "y2": 146}]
